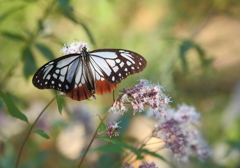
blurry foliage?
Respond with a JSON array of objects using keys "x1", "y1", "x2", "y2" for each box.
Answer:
[
  {"x1": 0, "y1": 0, "x2": 240, "y2": 168},
  {"x1": 0, "y1": 91, "x2": 28, "y2": 123}
]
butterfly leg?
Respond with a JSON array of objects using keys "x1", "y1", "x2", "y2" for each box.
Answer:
[{"x1": 91, "y1": 90, "x2": 96, "y2": 99}]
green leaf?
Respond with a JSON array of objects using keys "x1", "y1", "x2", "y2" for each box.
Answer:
[
  {"x1": 139, "y1": 149, "x2": 173, "y2": 166},
  {"x1": 136, "y1": 153, "x2": 144, "y2": 160},
  {"x1": 0, "y1": 90, "x2": 28, "y2": 123},
  {"x1": 37, "y1": 20, "x2": 44, "y2": 34},
  {"x1": 1, "y1": 32, "x2": 25, "y2": 41},
  {"x1": 112, "y1": 139, "x2": 136, "y2": 151},
  {"x1": 96, "y1": 136, "x2": 116, "y2": 144},
  {"x1": 35, "y1": 43, "x2": 55, "y2": 60},
  {"x1": 57, "y1": 0, "x2": 73, "y2": 11},
  {"x1": 33, "y1": 130, "x2": 50, "y2": 139},
  {"x1": 194, "y1": 44, "x2": 205, "y2": 57},
  {"x1": 195, "y1": 44, "x2": 214, "y2": 67},
  {"x1": 22, "y1": 47, "x2": 37, "y2": 79},
  {"x1": 179, "y1": 40, "x2": 193, "y2": 73},
  {"x1": 98, "y1": 153, "x2": 117, "y2": 168},
  {"x1": 0, "y1": 5, "x2": 25, "y2": 23},
  {"x1": 56, "y1": 94, "x2": 63, "y2": 114},
  {"x1": 97, "y1": 115, "x2": 107, "y2": 132},
  {"x1": 92, "y1": 144, "x2": 123, "y2": 153}
]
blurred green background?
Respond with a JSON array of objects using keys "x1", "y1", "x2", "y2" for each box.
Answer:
[{"x1": 0, "y1": 0, "x2": 240, "y2": 167}]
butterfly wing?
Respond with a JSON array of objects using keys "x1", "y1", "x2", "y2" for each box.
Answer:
[
  {"x1": 65, "y1": 58, "x2": 94, "y2": 101},
  {"x1": 33, "y1": 48, "x2": 147, "y2": 101},
  {"x1": 89, "y1": 49, "x2": 147, "y2": 95},
  {"x1": 32, "y1": 54, "x2": 82, "y2": 93}
]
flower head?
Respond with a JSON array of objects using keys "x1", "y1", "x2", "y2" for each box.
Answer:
[
  {"x1": 109, "y1": 79, "x2": 170, "y2": 116},
  {"x1": 122, "y1": 163, "x2": 134, "y2": 168},
  {"x1": 139, "y1": 162, "x2": 158, "y2": 168},
  {"x1": 107, "y1": 121, "x2": 121, "y2": 138},
  {"x1": 109, "y1": 100, "x2": 128, "y2": 114},
  {"x1": 60, "y1": 41, "x2": 91, "y2": 55},
  {"x1": 153, "y1": 104, "x2": 210, "y2": 161},
  {"x1": 123, "y1": 162, "x2": 158, "y2": 168}
]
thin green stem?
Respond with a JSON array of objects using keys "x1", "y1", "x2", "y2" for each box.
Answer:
[
  {"x1": 112, "y1": 136, "x2": 152, "y2": 168},
  {"x1": 77, "y1": 111, "x2": 110, "y2": 168},
  {"x1": 15, "y1": 97, "x2": 56, "y2": 168},
  {"x1": 113, "y1": 90, "x2": 115, "y2": 102},
  {"x1": 125, "y1": 136, "x2": 152, "y2": 164}
]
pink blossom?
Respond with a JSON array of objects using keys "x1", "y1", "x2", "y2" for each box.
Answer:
[
  {"x1": 109, "y1": 101, "x2": 128, "y2": 114},
  {"x1": 153, "y1": 104, "x2": 210, "y2": 161},
  {"x1": 59, "y1": 41, "x2": 91, "y2": 54},
  {"x1": 139, "y1": 162, "x2": 158, "y2": 168},
  {"x1": 122, "y1": 163, "x2": 134, "y2": 168},
  {"x1": 107, "y1": 121, "x2": 121, "y2": 138},
  {"x1": 109, "y1": 79, "x2": 170, "y2": 116}
]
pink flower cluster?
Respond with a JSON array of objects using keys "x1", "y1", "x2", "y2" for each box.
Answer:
[
  {"x1": 110, "y1": 80, "x2": 210, "y2": 162},
  {"x1": 109, "y1": 79, "x2": 170, "y2": 115},
  {"x1": 123, "y1": 163, "x2": 134, "y2": 168},
  {"x1": 138, "y1": 162, "x2": 158, "y2": 168},
  {"x1": 107, "y1": 122, "x2": 121, "y2": 138},
  {"x1": 123, "y1": 162, "x2": 158, "y2": 168},
  {"x1": 153, "y1": 104, "x2": 210, "y2": 161}
]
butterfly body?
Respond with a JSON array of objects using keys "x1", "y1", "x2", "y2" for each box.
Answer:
[{"x1": 33, "y1": 47, "x2": 147, "y2": 101}]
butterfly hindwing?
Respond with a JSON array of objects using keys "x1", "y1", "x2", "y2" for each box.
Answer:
[{"x1": 32, "y1": 54, "x2": 81, "y2": 93}]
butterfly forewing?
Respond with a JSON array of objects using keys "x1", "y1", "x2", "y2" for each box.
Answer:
[
  {"x1": 32, "y1": 54, "x2": 81, "y2": 93},
  {"x1": 89, "y1": 49, "x2": 147, "y2": 85}
]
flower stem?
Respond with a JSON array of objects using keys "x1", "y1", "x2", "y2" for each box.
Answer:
[
  {"x1": 77, "y1": 111, "x2": 110, "y2": 168},
  {"x1": 15, "y1": 97, "x2": 56, "y2": 168},
  {"x1": 125, "y1": 136, "x2": 152, "y2": 164}
]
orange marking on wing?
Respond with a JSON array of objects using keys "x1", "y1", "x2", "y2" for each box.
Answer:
[
  {"x1": 95, "y1": 80, "x2": 119, "y2": 95},
  {"x1": 66, "y1": 84, "x2": 92, "y2": 101}
]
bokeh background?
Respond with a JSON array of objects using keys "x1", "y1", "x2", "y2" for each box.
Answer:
[{"x1": 0, "y1": 0, "x2": 240, "y2": 167}]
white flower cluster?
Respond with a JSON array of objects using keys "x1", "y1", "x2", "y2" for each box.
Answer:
[{"x1": 59, "y1": 41, "x2": 91, "y2": 55}]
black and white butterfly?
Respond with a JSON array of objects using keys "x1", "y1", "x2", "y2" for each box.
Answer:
[{"x1": 32, "y1": 47, "x2": 147, "y2": 101}]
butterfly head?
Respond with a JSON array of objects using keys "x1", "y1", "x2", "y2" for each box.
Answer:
[{"x1": 82, "y1": 46, "x2": 88, "y2": 53}]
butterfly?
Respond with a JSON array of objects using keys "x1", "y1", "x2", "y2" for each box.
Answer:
[{"x1": 32, "y1": 46, "x2": 147, "y2": 101}]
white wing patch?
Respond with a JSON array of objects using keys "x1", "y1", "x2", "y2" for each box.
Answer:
[
  {"x1": 56, "y1": 56, "x2": 78, "y2": 68},
  {"x1": 43, "y1": 65, "x2": 53, "y2": 79},
  {"x1": 120, "y1": 62, "x2": 124, "y2": 67},
  {"x1": 120, "y1": 52, "x2": 135, "y2": 64},
  {"x1": 106, "y1": 60, "x2": 116, "y2": 67},
  {"x1": 91, "y1": 52, "x2": 118, "y2": 59},
  {"x1": 90, "y1": 56, "x2": 111, "y2": 76},
  {"x1": 66, "y1": 59, "x2": 79, "y2": 83},
  {"x1": 74, "y1": 60, "x2": 88, "y2": 87},
  {"x1": 60, "y1": 67, "x2": 68, "y2": 76},
  {"x1": 113, "y1": 66, "x2": 119, "y2": 72}
]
